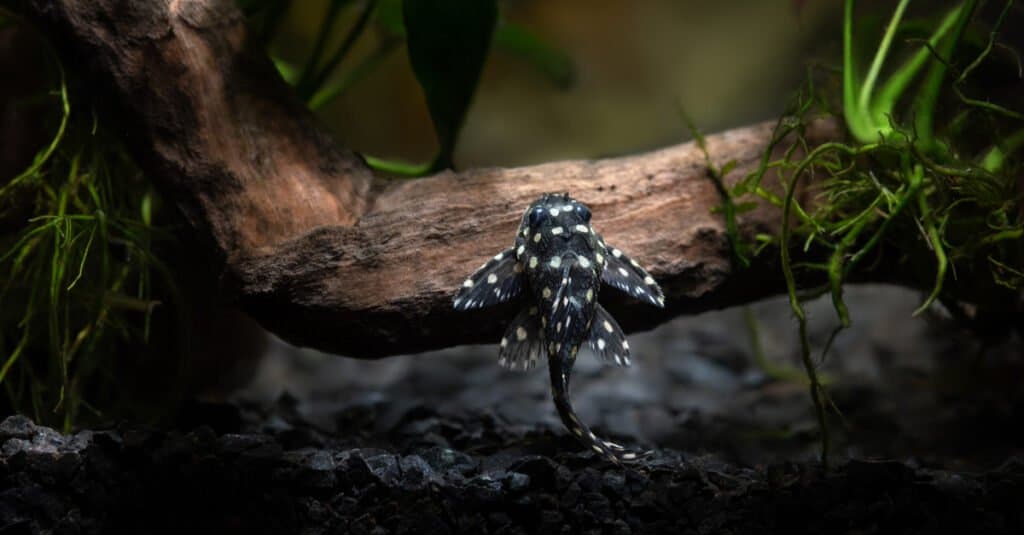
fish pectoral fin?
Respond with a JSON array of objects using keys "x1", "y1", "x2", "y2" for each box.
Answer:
[
  {"x1": 454, "y1": 247, "x2": 525, "y2": 310},
  {"x1": 588, "y1": 304, "x2": 632, "y2": 367},
  {"x1": 498, "y1": 306, "x2": 545, "y2": 372},
  {"x1": 598, "y1": 242, "x2": 665, "y2": 308}
]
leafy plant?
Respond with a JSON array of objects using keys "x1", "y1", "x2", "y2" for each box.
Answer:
[{"x1": 244, "y1": 0, "x2": 574, "y2": 175}]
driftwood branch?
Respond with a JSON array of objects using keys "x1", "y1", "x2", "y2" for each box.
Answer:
[{"x1": 8, "y1": 0, "x2": 844, "y2": 357}]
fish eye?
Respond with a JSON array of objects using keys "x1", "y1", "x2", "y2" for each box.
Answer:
[
  {"x1": 528, "y1": 206, "x2": 546, "y2": 226},
  {"x1": 575, "y1": 204, "x2": 591, "y2": 222}
]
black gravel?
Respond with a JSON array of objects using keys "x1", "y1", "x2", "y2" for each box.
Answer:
[
  {"x1": 2, "y1": 406, "x2": 1023, "y2": 534},
  {"x1": 3, "y1": 286, "x2": 1024, "y2": 533}
]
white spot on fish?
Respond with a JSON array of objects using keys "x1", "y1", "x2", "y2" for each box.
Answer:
[
  {"x1": 622, "y1": 340, "x2": 630, "y2": 350},
  {"x1": 517, "y1": 245, "x2": 525, "y2": 256},
  {"x1": 529, "y1": 306, "x2": 538, "y2": 315},
  {"x1": 603, "y1": 320, "x2": 613, "y2": 333},
  {"x1": 597, "y1": 338, "x2": 606, "y2": 350},
  {"x1": 585, "y1": 288, "x2": 593, "y2": 302},
  {"x1": 551, "y1": 226, "x2": 563, "y2": 235},
  {"x1": 612, "y1": 249, "x2": 622, "y2": 258},
  {"x1": 500, "y1": 337, "x2": 508, "y2": 348},
  {"x1": 533, "y1": 232, "x2": 542, "y2": 243},
  {"x1": 463, "y1": 279, "x2": 473, "y2": 288},
  {"x1": 592, "y1": 445, "x2": 604, "y2": 453},
  {"x1": 618, "y1": 267, "x2": 629, "y2": 277},
  {"x1": 578, "y1": 257, "x2": 591, "y2": 269},
  {"x1": 516, "y1": 326, "x2": 527, "y2": 341},
  {"x1": 595, "y1": 252, "x2": 604, "y2": 265},
  {"x1": 529, "y1": 256, "x2": 538, "y2": 269},
  {"x1": 550, "y1": 256, "x2": 561, "y2": 268},
  {"x1": 487, "y1": 273, "x2": 498, "y2": 284},
  {"x1": 542, "y1": 287, "x2": 552, "y2": 299},
  {"x1": 550, "y1": 208, "x2": 560, "y2": 216},
  {"x1": 575, "y1": 224, "x2": 589, "y2": 233},
  {"x1": 644, "y1": 275, "x2": 655, "y2": 285},
  {"x1": 494, "y1": 252, "x2": 504, "y2": 261}
]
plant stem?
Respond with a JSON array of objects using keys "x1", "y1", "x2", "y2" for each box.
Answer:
[
  {"x1": 914, "y1": 0, "x2": 976, "y2": 153},
  {"x1": 870, "y1": 5, "x2": 964, "y2": 130},
  {"x1": 297, "y1": 0, "x2": 352, "y2": 95},
  {"x1": 301, "y1": 0, "x2": 377, "y2": 101},
  {"x1": 858, "y1": 0, "x2": 911, "y2": 116}
]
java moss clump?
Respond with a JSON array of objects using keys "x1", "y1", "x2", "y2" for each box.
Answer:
[{"x1": 721, "y1": 0, "x2": 1023, "y2": 465}]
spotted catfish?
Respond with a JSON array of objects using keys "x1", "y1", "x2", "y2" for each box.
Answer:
[{"x1": 453, "y1": 193, "x2": 664, "y2": 462}]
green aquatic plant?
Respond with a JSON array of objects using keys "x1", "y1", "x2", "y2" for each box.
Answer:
[
  {"x1": 0, "y1": 31, "x2": 183, "y2": 430},
  {"x1": 727, "y1": 0, "x2": 1023, "y2": 467}
]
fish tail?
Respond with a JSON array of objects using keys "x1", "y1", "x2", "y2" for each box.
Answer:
[{"x1": 548, "y1": 356, "x2": 641, "y2": 464}]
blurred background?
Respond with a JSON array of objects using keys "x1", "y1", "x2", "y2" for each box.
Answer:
[{"x1": 272, "y1": 0, "x2": 839, "y2": 167}]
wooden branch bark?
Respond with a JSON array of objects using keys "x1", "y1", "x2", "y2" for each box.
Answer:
[{"x1": 7, "y1": 0, "x2": 844, "y2": 358}]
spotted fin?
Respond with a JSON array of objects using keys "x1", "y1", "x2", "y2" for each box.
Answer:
[
  {"x1": 498, "y1": 306, "x2": 545, "y2": 372},
  {"x1": 600, "y1": 244, "x2": 664, "y2": 308},
  {"x1": 453, "y1": 247, "x2": 525, "y2": 310},
  {"x1": 588, "y1": 304, "x2": 631, "y2": 367}
]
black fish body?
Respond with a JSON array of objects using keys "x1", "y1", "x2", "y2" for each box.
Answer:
[{"x1": 454, "y1": 193, "x2": 665, "y2": 462}]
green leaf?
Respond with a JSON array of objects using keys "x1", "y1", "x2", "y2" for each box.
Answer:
[
  {"x1": 271, "y1": 56, "x2": 301, "y2": 86},
  {"x1": 493, "y1": 23, "x2": 574, "y2": 89},
  {"x1": 403, "y1": 0, "x2": 498, "y2": 171},
  {"x1": 363, "y1": 155, "x2": 433, "y2": 177},
  {"x1": 719, "y1": 159, "x2": 737, "y2": 177}
]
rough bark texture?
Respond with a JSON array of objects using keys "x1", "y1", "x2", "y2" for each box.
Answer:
[{"x1": 5, "y1": 0, "x2": 843, "y2": 357}]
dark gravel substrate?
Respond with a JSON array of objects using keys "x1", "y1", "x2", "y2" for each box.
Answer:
[
  {"x1": 4, "y1": 287, "x2": 1024, "y2": 534},
  {"x1": 2, "y1": 406, "x2": 1023, "y2": 535}
]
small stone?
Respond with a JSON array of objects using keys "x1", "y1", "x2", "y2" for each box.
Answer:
[
  {"x1": 0, "y1": 415, "x2": 37, "y2": 440},
  {"x1": 504, "y1": 471, "x2": 530, "y2": 492}
]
